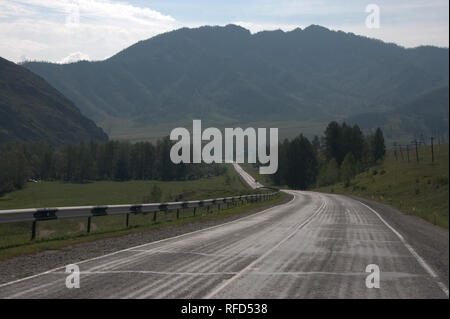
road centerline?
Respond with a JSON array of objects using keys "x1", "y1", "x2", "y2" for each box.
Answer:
[{"x1": 204, "y1": 193, "x2": 327, "y2": 299}]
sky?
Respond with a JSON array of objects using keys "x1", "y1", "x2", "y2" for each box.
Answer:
[{"x1": 0, "y1": 0, "x2": 448, "y2": 63}]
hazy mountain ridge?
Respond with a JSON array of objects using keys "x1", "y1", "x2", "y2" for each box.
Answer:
[
  {"x1": 23, "y1": 24, "x2": 449, "y2": 140},
  {"x1": 346, "y1": 85, "x2": 449, "y2": 142},
  {"x1": 0, "y1": 57, "x2": 108, "y2": 145}
]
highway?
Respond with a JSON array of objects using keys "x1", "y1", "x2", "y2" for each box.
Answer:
[
  {"x1": 0, "y1": 187, "x2": 448, "y2": 298},
  {"x1": 232, "y1": 163, "x2": 263, "y2": 189}
]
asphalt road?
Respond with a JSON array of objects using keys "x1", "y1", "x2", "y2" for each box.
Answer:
[
  {"x1": 232, "y1": 163, "x2": 263, "y2": 189},
  {"x1": 0, "y1": 189, "x2": 447, "y2": 298}
]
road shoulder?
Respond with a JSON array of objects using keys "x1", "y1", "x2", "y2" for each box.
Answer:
[{"x1": 347, "y1": 194, "x2": 449, "y2": 288}]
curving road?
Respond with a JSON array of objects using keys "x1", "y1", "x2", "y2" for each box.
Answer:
[{"x1": 0, "y1": 189, "x2": 448, "y2": 299}]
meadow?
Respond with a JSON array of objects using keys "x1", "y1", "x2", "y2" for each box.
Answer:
[
  {"x1": 0, "y1": 164, "x2": 282, "y2": 258},
  {"x1": 316, "y1": 144, "x2": 449, "y2": 228},
  {"x1": 0, "y1": 165, "x2": 249, "y2": 209}
]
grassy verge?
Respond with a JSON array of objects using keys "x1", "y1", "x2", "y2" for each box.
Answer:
[
  {"x1": 0, "y1": 164, "x2": 282, "y2": 259},
  {"x1": 315, "y1": 144, "x2": 449, "y2": 228},
  {"x1": 0, "y1": 165, "x2": 253, "y2": 248},
  {"x1": 0, "y1": 193, "x2": 286, "y2": 260}
]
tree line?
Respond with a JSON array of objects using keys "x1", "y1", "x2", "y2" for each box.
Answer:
[
  {"x1": 0, "y1": 122, "x2": 386, "y2": 196},
  {"x1": 0, "y1": 137, "x2": 226, "y2": 196},
  {"x1": 271, "y1": 122, "x2": 385, "y2": 189}
]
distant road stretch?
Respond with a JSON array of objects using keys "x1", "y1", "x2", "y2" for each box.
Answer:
[
  {"x1": 232, "y1": 163, "x2": 264, "y2": 189},
  {"x1": 0, "y1": 188, "x2": 447, "y2": 298}
]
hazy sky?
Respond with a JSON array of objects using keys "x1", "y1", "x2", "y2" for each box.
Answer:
[{"x1": 0, "y1": 0, "x2": 448, "y2": 63}]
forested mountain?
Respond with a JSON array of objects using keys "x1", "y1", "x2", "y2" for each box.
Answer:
[
  {"x1": 346, "y1": 85, "x2": 449, "y2": 142},
  {"x1": 23, "y1": 24, "x2": 449, "y2": 141},
  {"x1": 0, "y1": 57, "x2": 108, "y2": 145}
]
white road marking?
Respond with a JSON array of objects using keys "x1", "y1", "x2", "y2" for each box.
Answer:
[
  {"x1": 128, "y1": 249, "x2": 238, "y2": 258},
  {"x1": 46, "y1": 270, "x2": 422, "y2": 278},
  {"x1": 358, "y1": 201, "x2": 449, "y2": 297},
  {"x1": 204, "y1": 193, "x2": 327, "y2": 299},
  {"x1": 52, "y1": 270, "x2": 238, "y2": 276}
]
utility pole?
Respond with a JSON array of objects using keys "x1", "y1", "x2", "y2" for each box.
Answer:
[
  {"x1": 393, "y1": 142, "x2": 398, "y2": 161},
  {"x1": 414, "y1": 139, "x2": 419, "y2": 163},
  {"x1": 431, "y1": 136, "x2": 435, "y2": 163},
  {"x1": 406, "y1": 144, "x2": 410, "y2": 163},
  {"x1": 421, "y1": 133, "x2": 426, "y2": 146},
  {"x1": 399, "y1": 145, "x2": 404, "y2": 161}
]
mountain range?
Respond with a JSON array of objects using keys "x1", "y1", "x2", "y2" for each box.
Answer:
[
  {"x1": 23, "y1": 24, "x2": 449, "y2": 142},
  {"x1": 0, "y1": 57, "x2": 108, "y2": 145},
  {"x1": 347, "y1": 85, "x2": 449, "y2": 143}
]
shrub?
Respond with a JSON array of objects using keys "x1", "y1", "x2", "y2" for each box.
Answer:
[
  {"x1": 150, "y1": 184, "x2": 163, "y2": 202},
  {"x1": 341, "y1": 153, "x2": 357, "y2": 185}
]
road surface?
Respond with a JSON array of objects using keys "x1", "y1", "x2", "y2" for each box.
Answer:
[
  {"x1": 0, "y1": 189, "x2": 447, "y2": 298},
  {"x1": 232, "y1": 163, "x2": 263, "y2": 189}
]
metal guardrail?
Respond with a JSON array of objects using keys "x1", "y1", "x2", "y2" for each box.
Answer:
[{"x1": 0, "y1": 191, "x2": 279, "y2": 240}]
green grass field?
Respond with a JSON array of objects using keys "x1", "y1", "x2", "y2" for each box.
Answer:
[
  {"x1": 315, "y1": 144, "x2": 449, "y2": 228},
  {"x1": 0, "y1": 165, "x2": 249, "y2": 209},
  {"x1": 0, "y1": 164, "x2": 284, "y2": 259}
]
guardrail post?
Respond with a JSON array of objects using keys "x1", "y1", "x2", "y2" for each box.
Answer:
[
  {"x1": 31, "y1": 221, "x2": 36, "y2": 240},
  {"x1": 2, "y1": 190, "x2": 281, "y2": 235},
  {"x1": 87, "y1": 216, "x2": 91, "y2": 233}
]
